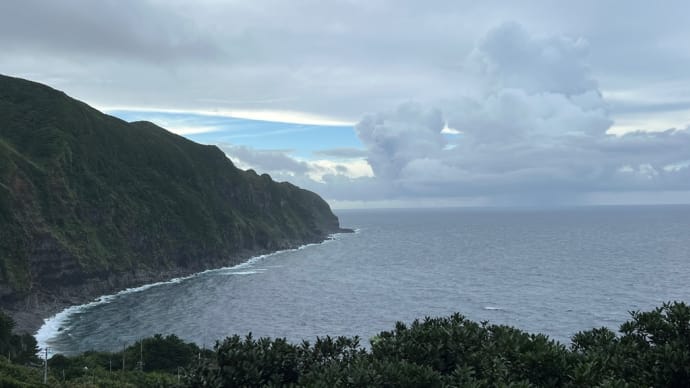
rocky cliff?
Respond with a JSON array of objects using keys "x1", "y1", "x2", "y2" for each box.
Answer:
[{"x1": 0, "y1": 75, "x2": 346, "y2": 332}]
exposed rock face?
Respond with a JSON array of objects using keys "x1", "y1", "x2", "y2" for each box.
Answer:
[{"x1": 0, "y1": 74, "x2": 346, "y2": 332}]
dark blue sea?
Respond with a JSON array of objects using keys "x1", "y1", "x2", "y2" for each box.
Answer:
[{"x1": 37, "y1": 205, "x2": 690, "y2": 355}]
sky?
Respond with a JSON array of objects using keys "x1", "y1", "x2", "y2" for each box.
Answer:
[{"x1": 2, "y1": 0, "x2": 690, "y2": 208}]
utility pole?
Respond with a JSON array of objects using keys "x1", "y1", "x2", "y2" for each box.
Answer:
[
  {"x1": 139, "y1": 339, "x2": 143, "y2": 372},
  {"x1": 43, "y1": 347, "x2": 48, "y2": 384},
  {"x1": 122, "y1": 343, "x2": 126, "y2": 373}
]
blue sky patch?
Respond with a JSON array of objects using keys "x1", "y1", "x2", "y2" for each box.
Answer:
[{"x1": 107, "y1": 110, "x2": 363, "y2": 160}]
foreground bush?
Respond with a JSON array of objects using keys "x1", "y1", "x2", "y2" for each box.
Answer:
[
  {"x1": 3, "y1": 302, "x2": 690, "y2": 386},
  {"x1": 189, "y1": 302, "x2": 690, "y2": 387}
]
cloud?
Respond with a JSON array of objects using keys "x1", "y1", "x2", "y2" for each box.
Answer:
[
  {"x1": 4, "y1": 1, "x2": 690, "y2": 129},
  {"x1": 312, "y1": 148, "x2": 369, "y2": 158},
  {"x1": 341, "y1": 24, "x2": 690, "y2": 204},
  {"x1": 219, "y1": 145, "x2": 373, "y2": 185},
  {"x1": 4, "y1": 1, "x2": 690, "y2": 206},
  {"x1": 304, "y1": 159, "x2": 373, "y2": 182},
  {"x1": 0, "y1": 0, "x2": 219, "y2": 63},
  {"x1": 468, "y1": 22, "x2": 596, "y2": 96},
  {"x1": 197, "y1": 22, "x2": 690, "y2": 206},
  {"x1": 355, "y1": 102, "x2": 446, "y2": 180},
  {"x1": 219, "y1": 145, "x2": 309, "y2": 175}
]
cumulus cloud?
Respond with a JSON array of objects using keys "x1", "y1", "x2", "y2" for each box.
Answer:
[
  {"x1": 4, "y1": 0, "x2": 688, "y2": 206},
  {"x1": 303, "y1": 159, "x2": 373, "y2": 182},
  {"x1": 219, "y1": 145, "x2": 309, "y2": 176},
  {"x1": 219, "y1": 145, "x2": 373, "y2": 185},
  {"x1": 355, "y1": 103, "x2": 446, "y2": 180},
  {"x1": 451, "y1": 23, "x2": 611, "y2": 143},
  {"x1": 469, "y1": 22, "x2": 596, "y2": 96},
  {"x1": 341, "y1": 24, "x2": 690, "y2": 204},
  {"x1": 206, "y1": 22, "x2": 690, "y2": 206}
]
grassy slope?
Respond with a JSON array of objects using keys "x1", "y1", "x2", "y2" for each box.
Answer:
[{"x1": 0, "y1": 74, "x2": 340, "y2": 302}]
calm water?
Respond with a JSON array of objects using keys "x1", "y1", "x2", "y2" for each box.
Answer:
[{"x1": 38, "y1": 205, "x2": 690, "y2": 355}]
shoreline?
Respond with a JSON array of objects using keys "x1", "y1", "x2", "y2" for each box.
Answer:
[
  {"x1": 4, "y1": 228, "x2": 353, "y2": 335},
  {"x1": 32, "y1": 229, "x2": 354, "y2": 354}
]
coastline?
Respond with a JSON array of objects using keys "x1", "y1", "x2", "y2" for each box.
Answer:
[
  {"x1": 4, "y1": 228, "x2": 353, "y2": 337},
  {"x1": 32, "y1": 229, "x2": 354, "y2": 353}
]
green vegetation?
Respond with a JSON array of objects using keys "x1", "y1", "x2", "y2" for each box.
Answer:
[
  {"x1": 188, "y1": 303, "x2": 690, "y2": 387},
  {"x1": 0, "y1": 311, "x2": 38, "y2": 365},
  {"x1": 190, "y1": 302, "x2": 690, "y2": 387},
  {"x1": 1, "y1": 302, "x2": 690, "y2": 386},
  {"x1": 0, "y1": 310, "x2": 202, "y2": 386},
  {"x1": 0, "y1": 74, "x2": 341, "y2": 307},
  {"x1": 3, "y1": 75, "x2": 689, "y2": 386}
]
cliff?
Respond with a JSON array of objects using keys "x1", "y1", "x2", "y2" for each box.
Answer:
[{"x1": 0, "y1": 74, "x2": 346, "y2": 332}]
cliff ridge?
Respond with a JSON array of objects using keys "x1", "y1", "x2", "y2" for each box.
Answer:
[{"x1": 0, "y1": 74, "x2": 346, "y2": 332}]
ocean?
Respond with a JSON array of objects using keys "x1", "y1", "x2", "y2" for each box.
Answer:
[{"x1": 36, "y1": 205, "x2": 690, "y2": 355}]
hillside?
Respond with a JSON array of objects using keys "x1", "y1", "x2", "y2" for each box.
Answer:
[{"x1": 0, "y1": 74, "x2": 345, "y2": 331}]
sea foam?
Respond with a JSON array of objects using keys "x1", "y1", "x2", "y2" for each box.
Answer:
[{"x1": 35, "y1": 231, "x2": 348, "y2": 354}]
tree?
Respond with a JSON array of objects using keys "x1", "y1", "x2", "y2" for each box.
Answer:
[{"x1": 0, "y1": 310, "x2": 38, "y2": 365}]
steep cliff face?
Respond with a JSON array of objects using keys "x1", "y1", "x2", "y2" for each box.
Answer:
[{"x1": 0, "y1": 75, "x2": 345, "y2": 329}]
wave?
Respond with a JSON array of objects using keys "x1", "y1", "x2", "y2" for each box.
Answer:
[
  {"x1": 35, "y1": 231, "x2": 353, "y2": 354},
  {"x1": 483, "y1": 306, "x2": 504, "y2": 311},
  {"x1": 228, "y1": 271, "x2": 261, "y2": 275},
  {"x1": 215, "y1": 269, "x2": 267, "y2": 276}
]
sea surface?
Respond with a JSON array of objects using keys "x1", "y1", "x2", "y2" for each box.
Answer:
[{"x1": 37, "y1": 205, "x2": 690, "y2": 355}]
